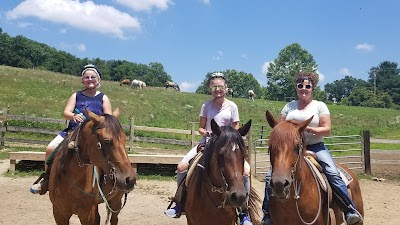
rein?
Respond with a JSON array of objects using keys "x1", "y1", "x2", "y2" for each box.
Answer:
[{"x1": 290, "y1": 137, "x2": 324, "y2": 225}]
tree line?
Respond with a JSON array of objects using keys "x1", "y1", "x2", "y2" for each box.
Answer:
[
  {"x1": 0, "y1": 28, "x2": 172, "y2": 87},
  {"x1": 1, "y1": 28, "x2": 399, "y2": 109}
]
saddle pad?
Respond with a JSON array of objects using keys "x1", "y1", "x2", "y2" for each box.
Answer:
[
  {"x1": 185, "y1": 151, "x2": 204, "y2": 187},
  {"x1": 304, "y1": 157, "x2": 328, "y2": 192},
  {"x1": 337, "y1": 165, "x2": 353, "y2": 186}
]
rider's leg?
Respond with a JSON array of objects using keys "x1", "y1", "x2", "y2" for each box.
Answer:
[
  {"x1": 239, "y1": 161, "x2": 252, "y2": 225},
  {"x1": 30, "y1": 135, "x2": 63, "y2": 194},
  {"x1": 164, "y1": 144, "x2": 198, "y2": 218},
  {"x1": 313, "y1": 145, "x2": 363, "y2": 225},
  {"x1": 261, "y1": 171, "x2": 273, "y2": 225}
]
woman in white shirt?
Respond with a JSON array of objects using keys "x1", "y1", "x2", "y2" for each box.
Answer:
[{"x1": 261, "y1": 71, "x2": 363, "y2": 225}]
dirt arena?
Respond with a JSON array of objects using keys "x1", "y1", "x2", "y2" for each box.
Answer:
[{"x1": 0, "y1": 151, "x2": 399, "y2": 225}]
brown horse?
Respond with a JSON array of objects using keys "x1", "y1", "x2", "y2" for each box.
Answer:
[
  {"x1": 49, "y1": 108, "x2": 136, "y2": 225},
  {"x1": 265, "y1": 111, "x2": 364, "y2": 225},
  {"x1": 185, "y1": 119, "x2": 261, "y2": 225},
  {"x1": 120, "y1": 79, "x2": 131, "y2": 86}
]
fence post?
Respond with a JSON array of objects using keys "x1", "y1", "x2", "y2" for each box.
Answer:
[
  {"x1": 247, "y1": 126, "x2": 253, "y2": 170},
  {"x1": 191, "y1": 122, "x2": 196, "y2": 147},
  {"x1": 129, "y1": 115, "x2": 134, "y2": 152},
  {"x1": 0, "y1": 106, "x2": 8, "y2": 148},
  {"x1": 363, "y1": 130, "x2": 371, "y2": 175}
]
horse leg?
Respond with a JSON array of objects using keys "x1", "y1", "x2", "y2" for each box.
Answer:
[
  {"x1": 107, "y1": 192, "x2": 125, "y2": 225},
  {"x1": 52, "y1": 208, "x2": 72, "y2": 225},
  {"x1": 78, "y1": 206, "x2": 100, "y2": 225}
]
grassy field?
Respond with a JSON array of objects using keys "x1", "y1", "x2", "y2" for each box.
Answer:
[{"x1": 1, "y1": 65, "x2": 400, "y2": 140}]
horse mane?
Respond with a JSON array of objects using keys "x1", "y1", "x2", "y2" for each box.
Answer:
[
  {"x1": 268, "y1": 120, "x2": 303, "y2": 153},
  {"x1": 53, "y1": 114, "x2": 123, "y2": 186},
  {"x1": 194, "y1": 126, "x2": 246, "y2": 193}
]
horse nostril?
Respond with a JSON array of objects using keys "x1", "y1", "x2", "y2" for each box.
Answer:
[{"x1": 284, "y1": 179, "x2": 290, "y2": 188}]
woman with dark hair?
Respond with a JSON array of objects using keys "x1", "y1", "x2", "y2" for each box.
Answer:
[{"x1": 261, "y1": 71, "x2": 363, "y2": 225}]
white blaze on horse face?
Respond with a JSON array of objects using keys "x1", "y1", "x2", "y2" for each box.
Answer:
[{"x1": 231, "y1": 144, "x2": 239, "y2": 152}]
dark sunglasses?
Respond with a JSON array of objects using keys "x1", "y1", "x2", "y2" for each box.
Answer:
[{"x1": 297, "y1": 83, "x2": 313, "y2": 90}]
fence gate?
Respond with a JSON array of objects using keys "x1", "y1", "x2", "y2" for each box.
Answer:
[{"x1": 252, "y1": 125, "x2": 365, "y2": 181}]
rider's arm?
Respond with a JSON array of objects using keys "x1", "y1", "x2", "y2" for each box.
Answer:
[{"x1": 198, "y1": 116, "x2": 208, "y2": 137}]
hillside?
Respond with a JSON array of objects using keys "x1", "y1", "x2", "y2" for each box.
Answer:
[{"x1": 1, "y1": 65, "x2": 399, "y2": 139}]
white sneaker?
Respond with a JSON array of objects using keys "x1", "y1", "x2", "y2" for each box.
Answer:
[
  {"x1": 29, "y1": 183, "x2": 42, "y2": 194},
  {"x1": 164, "y1": 205, "x2": 180, "y2": 218}
]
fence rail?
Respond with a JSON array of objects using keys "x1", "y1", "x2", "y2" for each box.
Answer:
[
  {"x1": 0, "y1": 109, "x2": 202, "y2": 150},
  {"x1": 251, "y1": 131, "x2": 371, "y2": 181}
]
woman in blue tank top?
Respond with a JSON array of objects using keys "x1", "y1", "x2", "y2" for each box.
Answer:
[{"x1": 30, "y1": 64, "x2": 112, "y2": 195}]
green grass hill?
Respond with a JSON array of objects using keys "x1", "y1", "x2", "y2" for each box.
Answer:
[{"x1": 1, "y1": 65, "x2": 399, "y2": 139}]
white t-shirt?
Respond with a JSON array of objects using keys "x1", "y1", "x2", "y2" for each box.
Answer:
[
  {"x1": 199, "y1": 99, "x2": 240, "y2": 143},
  {"x1": 281, "y1": 100, "x2": 330, "y2": 145}
]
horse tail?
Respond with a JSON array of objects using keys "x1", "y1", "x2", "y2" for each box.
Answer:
[
  {"x1": 176, "y1": 84, "x2": 180, "y2": 91},
  {"x1": 248, "y1": 185, "x2": 262, "y2": 224}
]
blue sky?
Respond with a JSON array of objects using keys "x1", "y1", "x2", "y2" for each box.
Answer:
[{"x1": 1, "y1": 0, "x2": 399, "y2": 92}]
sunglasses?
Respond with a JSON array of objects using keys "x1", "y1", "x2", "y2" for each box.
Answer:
[
  {"x1": 297, "y1": 83, "x2": 312, "y2": 90},
  {"x1": 82, "y1": 76, "x2": 98, "y2": 81},
  {"x1": 210, "y1": 85, "x2": 225, "y2": 91}
]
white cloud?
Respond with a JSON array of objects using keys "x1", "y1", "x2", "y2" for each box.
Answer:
[
  {"x1": 60, "y1": 41, "x2": 86, "y2": 52},
  {"x1": 212, "y1": 50, "x2": 223, "y2": 61},
  {"x1": 355, "y1": 42, "x2": 374, "y2": 52},
  {"x1": 339, "y1": 68, "x2": 351, "y2": 76},
  {"x1": 262, "y1": 61, "x2": 273, "y2": 74},
  {"x1": 316, "y1": 70, "x2": 325, "y2": 82},
  {"x1": 16, "y1": 22, "x2": 32, "y2": 28},
  {"x1": 180, "y1": 81, "x2": 200, "y2": 92},
  {"x1": 77, "y1": 43, "x2": 86, "y2": 52},
  {"x1": 6, "y1": 0, "x2": 141, "y2": 39},
  {"x1": 116, "y1": 0, "x2": 173, "y2": 12},
  {"x1": 200, "y1": 0, "x2": 211, "y2": 5}
]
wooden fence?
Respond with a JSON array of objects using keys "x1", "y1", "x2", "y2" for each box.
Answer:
[{"x1": 0, "y1": 108, "x2": 202, "y2": 150}]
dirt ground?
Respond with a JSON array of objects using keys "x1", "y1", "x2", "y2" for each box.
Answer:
[{"x1": 0, "y1": 151, "x2": 399, "y2": 225}]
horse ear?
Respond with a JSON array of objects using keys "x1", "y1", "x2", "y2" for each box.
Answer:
[
  {"x1": 266, "y1": 110, "x2": 278, "y2": 128},
  {"x1": 85, "y1": 108, "x2": 101, "y2": 123},
  {"x1": 112, "y1": 107, "x2": 120, "y2": 117},
  {"x1": 297, "y1": 116, "x2": 314, "y2": 132},
  {"x1": 211, "y1": 119, "x2": 221, "y2": 136},
  {"x1": 238, "y1": 119, "x2": 252, "y2": 136}
]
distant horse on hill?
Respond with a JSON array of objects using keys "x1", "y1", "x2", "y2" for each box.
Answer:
[
  {"x1": 226, "y1": 88, "x2": 234, "y2": 97},
  {"x1": 164, "y1": 81, "x2": 180, "y2": 91},
  {"x1": 131, "y1": 79, "x2": 146, "y2": 89},
  {"x1": 120, "y1": 79, "x2": 131, "y2": 86},
  {"x1": 248, "y1": 90, "x2": 255, "y2": 101}
]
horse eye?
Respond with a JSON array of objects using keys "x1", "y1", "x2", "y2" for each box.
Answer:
[{"x1": 104, "y1": 139, "x2": 113, "y2": 145}]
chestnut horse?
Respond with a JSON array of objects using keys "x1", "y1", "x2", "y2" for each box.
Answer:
[
  {"x1": 185, "y1": 119, "x2": 261, "y2": 225},
  {"x1": 265, "y1": 111, "x2": 364, "y2": 225},
  {"x1": 119, "y1": 79, "x2": 131, "y2": 86},
  {"x1": 49, "y1": 108, "x2": 136, "y2": 225}
]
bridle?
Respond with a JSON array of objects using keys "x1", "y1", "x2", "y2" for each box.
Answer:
[
  {"x1": 272, "y1": 133, "x2": 324, "y2": 225},
  {"x1": 67, "y1": 120, "x2": 128, "y2": 213}
]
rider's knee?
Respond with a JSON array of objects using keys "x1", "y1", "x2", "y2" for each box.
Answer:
[{"x1": 177, "y1": 162, "x2": 188, "y2": 173}]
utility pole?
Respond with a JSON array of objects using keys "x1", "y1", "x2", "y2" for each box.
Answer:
[{"x1": 373, "y1": 70, "x2": 376, "y2": 96}]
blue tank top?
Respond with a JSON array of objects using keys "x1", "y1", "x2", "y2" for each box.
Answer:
[{"x1": 59, "y1": 91, "x2": 105, "y2": 138}]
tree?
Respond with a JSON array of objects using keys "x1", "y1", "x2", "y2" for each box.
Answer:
[
  {"x1": 195, "y1": 69, "x2": 261, "y2": 99},
  {"x1": 324, "y1": 76, "x2": 368, "y2": 102},
  {"x1": 265, "y1": 43, "x2": 318, "y2": 101},
  {"x1": 367, "y1": 61, "x2": 400, "y2": 105}
]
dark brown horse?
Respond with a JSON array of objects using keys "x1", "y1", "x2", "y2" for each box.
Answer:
[
  {"x1": 49, "y1": 108, "x2": 136, "y2": 225},
  {"x1": 265, "y1": 111, "x2": 364, "y2": 225},
  {"x1": 120, "y1": 79, "x2": 131, "y2": 86},
  {"x1": 185, "y1": 119, "x2": 261, "y2": 225}
]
